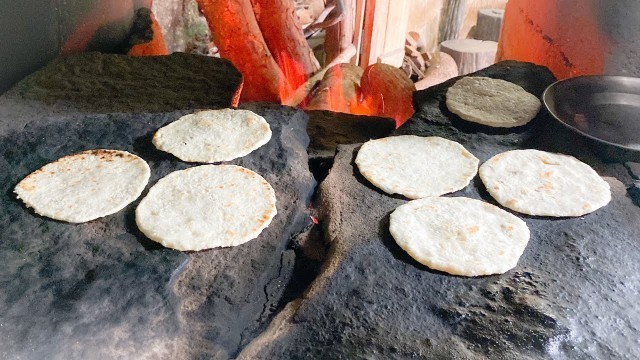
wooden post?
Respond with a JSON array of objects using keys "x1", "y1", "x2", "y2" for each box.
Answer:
[
  {"x1": 440, "y1": 38, "x2": 497, "y2": 75},
  {"x1": 360, "y1": 0, "x2": 411, "y2": 67},
  {"x1": 352, "y1": 0, "x2": 367, "y2": 65},
  {"x1": 439, "y1": 0, "x2": 469, "y2": 42},
  {"x1": 474, "y1": 9, "x2": 504, "y2": 41},
  {"x1": 325, "y1": 0, "x2": 355, "y2": 64}
]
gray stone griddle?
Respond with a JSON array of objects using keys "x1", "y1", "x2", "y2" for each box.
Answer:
[{"x1": 1, "y1": 54, "x2": 639, "y2": 359}]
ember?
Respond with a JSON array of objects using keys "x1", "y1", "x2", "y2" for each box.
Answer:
[{"x1": 305, "y1": 63, "x2": 415, "y2": 128}]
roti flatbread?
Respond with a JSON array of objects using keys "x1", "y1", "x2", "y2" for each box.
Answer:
[
  {"x1": 15, "y1": 149, "x2": 150, "y2": 223},
  {"x1": 390, "y1": 197, "x2": 530, "y2": 276},
  {"x1": 355, "y1": 136, "x2": 479, "y2": 199},
  {"x1": 153, "y1": 109, "x2": 272, "y2": 163},
  {"x1": 446, "y1": 76, "x2": 541, "y2": 128},
  {"x1": 479, "y1": 149, "x2": 611, "y2": 217},
  {"x1": 135, "y1": 165, "x2": 277, "y2": 251}
]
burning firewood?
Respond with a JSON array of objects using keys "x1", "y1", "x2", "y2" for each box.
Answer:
[
  {"x1": 304, "y1": 63, "x2": 363, "y2": 112},
  {"x1": 197, "y1": 0, "x2": 287, "y2": 102},
  {"x1": 197, "y1": 0, "x2": 322, "y2": 102},
  {"x1": 359, "y1": 63, "x2": 415, "y2": 127},
  {"x1": 128, "y1": 8, "x2": 169, "y2": 56},
  {"x1": 250, "y1": 0, "x2": 320, "y2": 90},
  {"x1": 283, "y1": 44, "x2": 356, "y2": 107}
]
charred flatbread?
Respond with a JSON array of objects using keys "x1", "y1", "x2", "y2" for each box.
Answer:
[
  {"x1": 15, "y1": 149, "x2": 150, "y2": 223},
  {"x1": 446, "y1": 76, "x2": 541, "y2": 128}
]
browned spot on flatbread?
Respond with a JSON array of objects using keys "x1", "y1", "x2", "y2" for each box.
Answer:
[
  {"x1": 501, "y1": 224, "x2": 514, "y2": 231},
  {"x1": 506, "y1": 199, "x2": 518, "y2": 207},
  {"x1": 83, "y1": 149, "x2": 135, "y2": 162},
  {"x1": 541, "y1": 171, "x2": 553, "y2": 178},
  {"x1": 491, "y1": 153, "x2": 506, "y2": 163},
  {"x1": 536, "y1": 182, "x2": 554, "y2": 192},
  {"x1": 467, "y1": 225, "x2": 480, "y2": 234},
  {"x1": 17, "y1": 181, "x2": 36, "y2": 192},
  {"x1": 540, "y1": 157, "x2": 560, "y2": 166}
]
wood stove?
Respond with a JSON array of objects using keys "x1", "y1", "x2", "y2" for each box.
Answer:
[{"x1": 1, "y1": 1, "x2": 639, "y2": 359}]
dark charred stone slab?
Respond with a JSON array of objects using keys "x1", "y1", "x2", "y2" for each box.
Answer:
[
  {"x1": 0, "y1": 52, "x2": 242, "y2": 125},
  {"x1": 0, "y1": 103, "x2": 314, "y2": 359},
  {"x1": 240, "y1": 143, "x2": 640, "y2": 360},
  {"x1": 306, "y1": 110, "x2": 395, "y2": 159}
]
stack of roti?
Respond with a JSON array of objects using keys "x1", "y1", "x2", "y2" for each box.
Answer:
[
  {"x1": 135, "y1": 165, "x2": 277, "y2": 251},
  {"x1": 355, "y1": 136, "x2": 479, "y2": 199},
  {"x1": 153, "y1": 109, "x2": 272, "y2": 163},
  {"x1": 15, "y1": 149, "x2": 150, "y2": 223},
  {"x1": 446, "y1": 76, "x2": 541, "y2": 128},
  {"x1": 479, "y1": 149, "x2": 611, "y2": 217}
]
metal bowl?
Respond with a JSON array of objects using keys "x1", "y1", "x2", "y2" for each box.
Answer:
[{"x1": 543, "y1": 75, "x2": 640, "y2": 162}]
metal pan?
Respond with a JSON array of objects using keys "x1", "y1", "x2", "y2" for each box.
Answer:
[{"x1": 542, "y1": 75, "x2": 640, "y2": 162}]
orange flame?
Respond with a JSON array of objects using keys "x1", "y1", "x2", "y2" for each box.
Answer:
[
  {"x1": 318, "y1": 64, "x2": 412, "y2": 128},
  {"x1": 329, "y1": 65, "x2": 377, "y2": 117},
  {"x1": 276, "y1": 51, "x2": 308, "y2": 103}
]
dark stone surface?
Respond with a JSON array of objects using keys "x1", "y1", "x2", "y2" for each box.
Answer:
[
  {"x1": 306, "y1": 110, "x2": 395, "y2": 159},
  {"x1": 0, "y1": 103, "x2": 315, "y2": 359},
  {"x1": 629, "y1": 182, "x2": 640, "y2": 207},
  {"x1": 0, "y1": 52, "x2": 242, "y2": 129},
  {"x1": 397, "y1": 60, "x2": 557, "y2": 161},
  {"x1": 626, "y1": 162, "x2": 640, "y2": 180},
  {"x1": 238, "y1": 62, "x2": 640, "y2": 359},
  {"x1": 241, "y1": 142, "x2": 640, "y2": 360}
]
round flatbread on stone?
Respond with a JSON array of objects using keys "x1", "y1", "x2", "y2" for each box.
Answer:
[
  {"x1": 479, "y1": 149, "x2": 611, "y2": 217},
  {"x1": 153, "y1": 108, "x2": 272, "y2": 163},
  {"x1": 390, "y1": 197, "x2": 530, "y2": 277},
  {"x1": 15, "y1": 149, "x2": 150, "y2": 223},
  {"x1": 135, "y1": 165, "x2": 277, "y2": 251},
  {"x1": 355, "y1": 136, "x2": 479, "y2": 199},
  {"x1": 446, "y1": 76, "x2": 541, "y2": 128}
]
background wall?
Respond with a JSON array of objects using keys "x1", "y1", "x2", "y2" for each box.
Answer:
[{"x1": 0, "y1": 0, "x2": 150, "y2": 94}]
